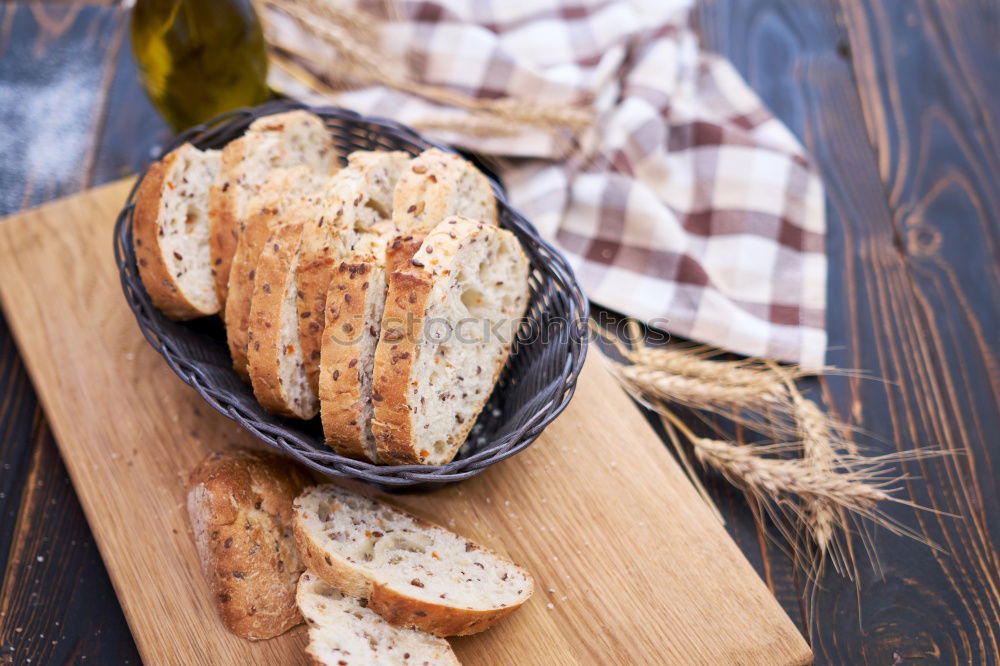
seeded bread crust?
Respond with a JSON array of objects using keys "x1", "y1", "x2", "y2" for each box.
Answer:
[
  {"x1": 226, "y1": 166, "x2": 320, "y2": 381},
  {"x1": 208, "y1": 136, "x2": 247, "y2": 307},
  {"x1": 319, "y1": 236, "x2": 424, "y2": 462},
  {"x1": 186, "y1": 448, "x2": 312, "y2": 641},
  {"x1": 318, "y1": 260, "x2": 383, "y2": 462},
  {"x1": 246, "y1": 222, "x2": 316, "y2": 419},
  {"x1": 371, "y1": 218, "x2": 529, "y2": 464},
  {"x1": 296, "y1": 151, "x2": 410, "y2": 394},
  {"x1": 133, "y1": 143, "x2": 220, "y2": 320},
  {"x1": 369, "y1": 270, "x2": 432, "y2": 463},
  {"x1": 293, "y1": 485, "x2": 532, "y2": 637},
  {"x1": 208, "y1": 111, "x2": 338, "y2": 306},
  {"x1": 391, "y1": 148, "x2": 498, "y2": 232}
]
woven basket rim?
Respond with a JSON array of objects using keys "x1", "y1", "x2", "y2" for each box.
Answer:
[{"x1": 113, "y1": 99, "x2": 589, "y2": 487}]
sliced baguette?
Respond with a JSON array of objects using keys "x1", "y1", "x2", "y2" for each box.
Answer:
[
  {"x1": 226, "y1": 167, "x2": 329, "y2": 381},
  {"x1": 391, "y1": 149, "x2": 498, "y2": 232},
  {"x1": 246, "y1": 222, "x2": 318, "y2": 419},
  {"x1": 133, "y1": 142, "x2": 221, "y2": 320},
  {"x1": 372, "y1": 218, "x2": 530, "y2": 465},
  {"x1": 297, "y1": 571, "x2": 460, "y2": 666},
  {"x1": 319, "y1": 236, "x2": 425, "y2": 462},
  {"x1": 208, "y1": 110, "x2": 338, "y2": 306},
  {"x1": 186, "y1": 448, "x2": 312, "y2": 641},
  {"x1": 296, "y1": 150, "x2": 411, "y2": 395},
  {"x1": 294, "y1": 485, "x2": 533, "y2": 637}
]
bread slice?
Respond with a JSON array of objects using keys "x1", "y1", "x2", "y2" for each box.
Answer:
[
  {"x1": 225, "y1": 167, "x2": 330, "y2": 381},
  {"x1": 294, "y1": 485, "x2": 533, "y2": 637},
  {"x1": 391, "y1": 148, "x2": 498, "y2": 233},
  {"x1": 133, "y1": 142, "x2": 221, "y2": 320},
  {"x1": 208, "y1": 110, "x2": 338, "y2": 306},
  {"x1": 246, "y1": 222, "x2": 319, "y2": 419},
  {"x1": 372, "y1": 218, "x2": 530, "y2": 465},
  {"x1": 186, "y1": 448, "x2": 312, "y2": 641},
  {"x1": 297, "y1": 571, "x2": 460, "y2": 666},
  {"x1": 319, "y1": 236, "x2": 425, "y2": 462},
  {"x1": 296, "y1": 150, "x2": 411, "y2": 395}
]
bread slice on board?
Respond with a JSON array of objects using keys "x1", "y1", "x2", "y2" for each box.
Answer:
[
  {"x1": 319, "y1": 236, "x2": 425, "y2": 462},
  {"x1": 294, "y1": 485, "x2": 533, "y2": 637},
  {"x1": 296, "y1": 150, "x2": 411, "y2": 394},
  {"x1": 208, "y1": 110, "x2": 338, "y2": 306},
  {"x1": 246, "y1": 222, "x2": 318, "y2": 419},
  {"x1": 186, "y1": 448, "x2": 312, "y2": 641},
  {"x1": 297, "y1": 571, "x2": 460, "y2": 666},
  {"x1": 372, "y1": 217, "x2": 530, "y2": 465},
  {"x1": 133, "y1": 142, "x2": 221, "y2": 320},
  {"x1": 225, "y1": 167, "x2": 330, "y2": 381},
  {"x1": 391, "y1": 148, "x2": 498, "y2": 232}
]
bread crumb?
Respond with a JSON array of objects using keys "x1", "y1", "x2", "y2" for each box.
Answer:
[{"x1": 546, "y1": 603, "x2": 554, "y2": 610}]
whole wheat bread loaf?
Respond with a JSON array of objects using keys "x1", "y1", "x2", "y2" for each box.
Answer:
[
  {"x1": 133, "y1": 142, "x2": 221, "y2": 320},
  {"x1": 294, "y1": 484, "x2": 533, "y2": 637},
  {"x1": 186, "y1": 448, "x2": 312, "y2": 641},
  {"x1": 372, "y1": 217, "x2": 530, "y2": 465},
  {"x1": 297, "y1": 571, "x2": 460, "y2": 665}
]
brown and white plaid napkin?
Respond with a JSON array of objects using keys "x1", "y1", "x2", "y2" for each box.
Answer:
[{"x1": 265, "y1": 0, "x2": 827, "y2": 368}]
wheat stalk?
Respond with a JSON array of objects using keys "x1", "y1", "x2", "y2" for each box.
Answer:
[
  {"x1": 595, "y1": 318, "x2": 947, "y2": 588},
  {"x1": 617, "y1": 363, "x2": 786, "y2": 409},
  {"x1": 794, "y1": 395, "x2": 839, "y2": 553}
]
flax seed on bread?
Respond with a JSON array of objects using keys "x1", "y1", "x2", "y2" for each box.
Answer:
[
  {"x1": 372, "y1": 217, "x2": 530, "y2": 465},
  {"x1": 319, "y1": 236, "x2": 425, "y2": 462},
  {"x1": 294, "y1": 484, "x2": 533, "y2": 637},
  {"x1": 186, "y1": 448, "x2": 312, "y2": 640},
  {"x1": 297, "y1": 571, "x2": 460, "y2": 665},
  {"x1": 392, "y1": 149, "x2": 498, "y2": 232},
  {"x1": 208, "y1": 110, "x2": 338, "y2": 306},
  {"x1": 133, "y1": 142, "x2": 221, "y2": 320},
  {"x1": 246, "y1": 221, "x2": 319, "y2": 419},
  {"x1": 226, "y1": 167, "x2": 330, "y2": 380},
  {"x1": 295, "y1": 151, "x2": 411, "y2": 394}
]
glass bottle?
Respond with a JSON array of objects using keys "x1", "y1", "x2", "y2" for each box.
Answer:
[{"x1": 131, "y1": 0, "x2": 270, "y2": 131}]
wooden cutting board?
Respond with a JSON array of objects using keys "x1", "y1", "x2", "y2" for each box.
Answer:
[{"x1": 0, "y1": 179, "x2": 811, "y2": 666}]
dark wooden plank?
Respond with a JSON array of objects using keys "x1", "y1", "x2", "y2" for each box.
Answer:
[
  {"x1": 0, "y1": 422, "x2": 139, "y2": 665},
  {"x1": 699, "y1": 0, "x2": 1000, "y2": 663},
  {"x1": 832, "y1": 0, "x2": 1000, "y2": 660},
  {"x1": 0, "y1": 4, "x2": 141, "y2": 662}
]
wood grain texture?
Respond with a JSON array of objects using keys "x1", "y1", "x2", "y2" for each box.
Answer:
[
  {"x1": 699, "y1": 0, "x2": 1000, "y2": 663},
  {"x1": 0, "y1": 420, "x2": 138, "y2": 665},
  {"x1": 0, "y1": 179, "x2": 811, "y2": 665},
  {"x1": 0, "y1": 4, "x2": 143, "y2": 663}
]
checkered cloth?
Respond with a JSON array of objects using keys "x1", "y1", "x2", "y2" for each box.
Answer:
[{"x1": 266, "y1": 0, "x2": 827, "y2": 368}]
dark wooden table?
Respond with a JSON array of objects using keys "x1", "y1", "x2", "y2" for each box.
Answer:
[{"x1": 1, "y1": 2, "x2": 998, "y2": 664}]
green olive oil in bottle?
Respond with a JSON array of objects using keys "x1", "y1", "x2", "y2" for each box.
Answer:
[{"x1": 131, "y1": 0, "x2": 271, "y2": 130}]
